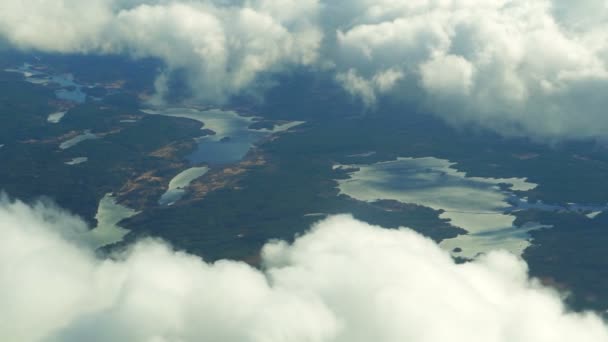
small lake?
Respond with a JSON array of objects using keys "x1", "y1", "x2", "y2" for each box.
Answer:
[
  {"x1": 50, "y1": 74, "x2": 87, "y2": 103},
  {"x1": 65, "y1": 157, "x2": 88, "y2": 165},
  {"x1": 159, "y1": 166, "x2": 209, "y2": 206},
  {"x1": 59, "y1": 130, "x2": 98, "y2": 150},
  {"x1": 47, "y1": 111, "x2": 67, "y2": 123},
  {"x1": 83, "y1": 194, "x2": 139, "y2": 248}
]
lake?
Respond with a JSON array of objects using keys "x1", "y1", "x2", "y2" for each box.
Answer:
[
  {"x1": 336, "y1": 157, "x2": 551, "y2": 258},
  {"x1": 142, "y1": 107, "x2": 304, "y2": 165},
  {"x1": 159, "y1": 166, "x2": 210, "y2": 206}
]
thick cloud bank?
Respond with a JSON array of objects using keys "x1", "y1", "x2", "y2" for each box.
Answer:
[
  {"x1": 0, "y1": 0, "x2": 321, "y2": 102},
  {"x1": 1, "y1": 1, "x2": 608, "y2": 139},
  {"x1": 330, "y1": 0, "x2": 608, "y2": 140},
  {"x1": 2, "y1": 197, "x2": 608, "y2": 342}
]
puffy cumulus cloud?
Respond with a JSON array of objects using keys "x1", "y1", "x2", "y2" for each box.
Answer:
[
  {"x1": 1, "y1": 0, "x2": 608, "y2": 140},
  {"x1": 2, "y1": 197, "x2": 608, "y2": 341},
  {"x1": 330, "y1": 0, "x2": 608, "y2": 140},
  {"x1": 0, "y1": 0, "x2": 322, "y2": 102},
  {"x1": 0, "y1": 0, "x2": 112, "y2": 52},
  {"x1": 336, "y1": 68, "x2": 404, "y2": 106}
]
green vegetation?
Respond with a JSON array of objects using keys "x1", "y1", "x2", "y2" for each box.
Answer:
[
  {"x1": 0, "y1": 70, "x2": 202, "y2": 222},
  {"x1": 3, "y1": 54, "x2": 608, "y2": 313}
]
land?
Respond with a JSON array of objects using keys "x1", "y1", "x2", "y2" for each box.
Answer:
[{"x1": 2, "y1": 52, "x2": 608, "y2": 313}]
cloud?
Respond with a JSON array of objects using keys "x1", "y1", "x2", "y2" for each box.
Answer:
[
  {"x1": 2, "y1": 196, "x2": 608, "y2": 341},
  {"x1": 336, "y1": 68, "x2": 404, "y2": 106},
  {"x1": 329, "y1": 0, "x2": 608, "y2": 140},
  {"x1": 1, "y1": 1, "x2": 608, "y2": 139},
  {"x1": 0, "y1": 0, "x2": 322, "y2": 102}
]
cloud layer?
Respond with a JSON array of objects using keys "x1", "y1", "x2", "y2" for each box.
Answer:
[
  {"x1": 2, "y1": 197, "x2": 608, "y2": 341},
  {"x1": 0, "y1": 1, "x2": 608, "y2": 139},
  {"x1": 0, "y1": 0, "x2": 322, "y2": 102},
  {"x1": 330, "y1": 0, "x2": 608, "y2": 140}
]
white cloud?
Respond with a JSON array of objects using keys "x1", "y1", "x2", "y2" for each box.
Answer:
[
  {"x1": 329, "y1": 0, "x2": 608, "y2": 140},
  {"x1": 0, "y1": 0, "x2": 112, "y2": 52},
  {"x1": 1, "y1": 0, "x2": 608, "y2": 139},
  {"x1": 336, "y1": 69, "x2": 377, "y2": 106},
  {"x1": 420, "y1": 54, "x2": 475, "y2": 96},
  {"x1": 336, "y1": 68, "x2": 404, "y2": 106},
  {"x1": 0, "y1": 0, "x2": 322, "y2": 102},
  {"x1": 1, "y1": 197, "x2": 608, "y2": 341}
]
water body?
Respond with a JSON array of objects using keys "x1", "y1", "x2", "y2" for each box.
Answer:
[
  {"x1": 59, "y1": 130, "x2": 98, "y2": 150},
  {"x1": 257, "y1": 120, "x2": 306, "y2": 133},
  {"x1": 6, "y1": 63, "x2": 88, "y2": 103},
  {"x1": 143, "y1": 108, "x2": 303, "y2": 165},
  {"x1": 65, "y1": 157, "x2": 88, "y2": 165},
  {"x1": 50, "y1": 74, "x2": 87, "y2": 103},
  {"x1": 47, "y1": 111, "x2": 67, "y2": 123},
  {"x1": 159, "y1": 166, "x2": 209, "y2": 206},
  {"x1": 24, "y1": 77, "x2": 49, "y2": 85},
  {"x1": 336, "y1": 157, "x2": 555, "y2": 259},
  {"x1": 303, "y1": 213, "x2": 328, "y2": 218},
  {"x1": 4, "y1": 63, "x2": 43, "y2": 79},
  {"x1": 348, "y1": 151, "x2": 377, "y2": 158},
  {"x1": 84, "y1": 194, "x2": 139, "y2": 248},
  {"x1": 506, "y1": 196, "x2": 608, "y2": 218}
]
